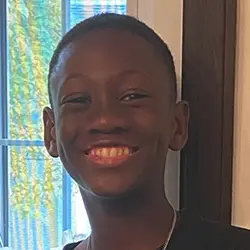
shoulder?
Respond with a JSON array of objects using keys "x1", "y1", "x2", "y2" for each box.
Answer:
[
  {"x1": 62, "y1": 241, "x2": 82, "y2": 250},
  {"x1": 177, "y1": 210, "x2": 250, "y2": 250},
  {"x1": 202, "y1": 218, "x2": 250, "y2": 249}
]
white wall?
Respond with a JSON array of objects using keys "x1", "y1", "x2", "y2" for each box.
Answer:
[
  {"x1": 133, "y1": 0, "x2": 183, "y2": 209},
  {"x1": 232, "y1": 0, "x2": 250, "y2": 229}
]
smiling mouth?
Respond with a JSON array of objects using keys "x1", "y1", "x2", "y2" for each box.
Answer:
[{"x1": 85, "y1": 146, "x2": 138, "y2": 166}]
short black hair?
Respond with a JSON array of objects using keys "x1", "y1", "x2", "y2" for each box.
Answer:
[{"x1": 48, "y1": 13, "x2": 177, "y2": 106}]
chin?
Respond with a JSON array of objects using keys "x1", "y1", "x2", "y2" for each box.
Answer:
[
  {"x1": 80, "y1": 179, "x2": 139, "y2": 199},
  {"x1": 89, "y1": 186, "x2": 133, "y2": 199}
]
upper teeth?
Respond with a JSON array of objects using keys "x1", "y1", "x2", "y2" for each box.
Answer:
[{"x1": 90, "y1": 147, "x2": 130, "y2": 157}]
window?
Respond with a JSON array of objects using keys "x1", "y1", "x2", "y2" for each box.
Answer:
[{"x1": 0, "y1": 1, "x2": 129, "y2": 249}]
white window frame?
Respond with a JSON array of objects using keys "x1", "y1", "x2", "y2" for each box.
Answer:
[{"x1": 0, "y1": 0, "x2": 8, "y2": 245}]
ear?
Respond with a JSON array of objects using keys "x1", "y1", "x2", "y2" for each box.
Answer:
[
  {"x1": 169, "y1": 101, "x2": 189, "y2": 151},
  {"x1": 43, "y1": 107, "x2": 59, "y2": 158}
]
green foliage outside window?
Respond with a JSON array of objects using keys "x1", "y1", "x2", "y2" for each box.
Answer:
[{"x1": 8, "y1": 0, "x2": 62, "y2": 217}]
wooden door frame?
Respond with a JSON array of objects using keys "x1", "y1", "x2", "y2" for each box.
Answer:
[{"x1": 180, "y1": 0, "x2": 237, "y2": 224}]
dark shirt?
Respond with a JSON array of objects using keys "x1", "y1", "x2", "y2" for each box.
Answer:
[{"x1": 63, "y1": 210, "x2": 250, "y2": 250}]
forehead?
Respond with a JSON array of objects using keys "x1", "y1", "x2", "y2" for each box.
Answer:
[
  {"x1": 49, "y1": 29, "x2": 173, "y2": 106},
  {"x1": 54, "y1": 29, "x2": 167, "y2": 77}
]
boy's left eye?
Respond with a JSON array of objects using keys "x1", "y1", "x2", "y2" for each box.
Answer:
[{"x1": 121, "y1": 93, "x2": 148, "y2": 101}]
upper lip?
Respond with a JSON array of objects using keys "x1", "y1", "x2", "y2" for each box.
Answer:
[{"x1": 85, "y1": 140, "x2": 138, "y2": 153}]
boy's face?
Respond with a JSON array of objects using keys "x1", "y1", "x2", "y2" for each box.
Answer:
[{"x1": 43, "y1": 29, "x2": 189, "y2": 197}]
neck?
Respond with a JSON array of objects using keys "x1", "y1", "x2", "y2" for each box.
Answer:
[{"x1": 80, "y1": 184, "x2": 175, "y2": 250}]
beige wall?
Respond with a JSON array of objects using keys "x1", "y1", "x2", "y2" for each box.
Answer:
[
  {"x1": 154, "y1": 0, "x2": 183, "y2": 210},
  {"x1": 136, "y1": 0, "x2": 183, "y2": 82},
  {"x1": 232, "y1": 0, "x2": 250, "y2": 228},
  {"x1": 135, "y1": 0, "x2": 183, "y2": 209}
]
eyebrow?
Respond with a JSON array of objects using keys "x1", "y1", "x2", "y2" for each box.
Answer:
[
  {"x1": 63, "y1": 69, "x2": 145, "y2": 85},
  {"x1": 116, "y1": 69, "x2": 145, "y2": 78}
]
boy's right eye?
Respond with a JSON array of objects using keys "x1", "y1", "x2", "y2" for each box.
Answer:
[{"x1": 61, "y1": 95, "x2": 92, "y2": 105}]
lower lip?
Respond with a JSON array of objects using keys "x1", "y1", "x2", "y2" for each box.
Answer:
[{"x1": 86, "y1": 154, "x2": 132, "y2": 167}]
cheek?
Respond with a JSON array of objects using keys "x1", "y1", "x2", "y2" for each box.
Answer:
[
  {"x1": 56, "y1": 108, "x2": 80, "y2": 142},
  {"x1": 55, "y1": 112, "x2": 84, "y2": 182},
  {"x1": 54, "y1": 111, "x2": 82, "y2": 170},
  {"x1": 135, "y1": 108, "x2": 172, "y2": 153},
  {"x1": 134, "y1": 106, "x2": 170, "y2": 136}
]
